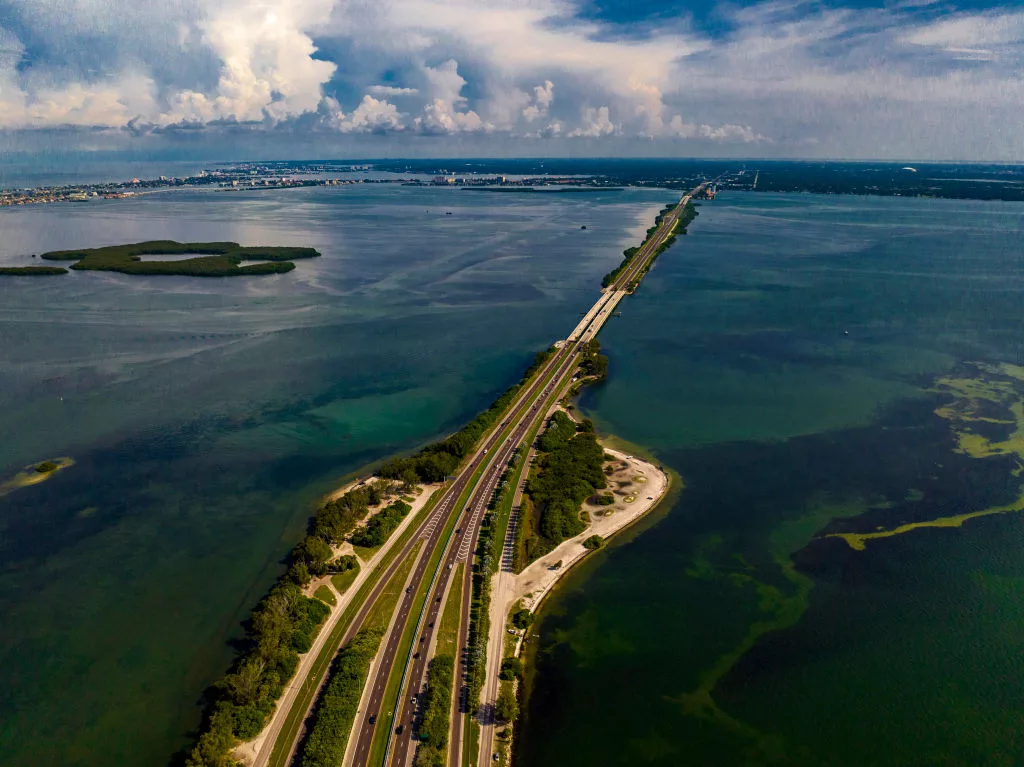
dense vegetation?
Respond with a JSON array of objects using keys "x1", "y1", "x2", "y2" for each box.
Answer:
[
  {"x1": 510, "y1": 608, "x2": 533, "y2": 630},
  {"x1": 495, "y1": 686, "x2": 519, "y2": 724},
  {"x1": 378, "y1": 347, "x2": 554, "y2": 484},
  {"x1": 38, "y1": 240, "x2": 319, "y2": 277},
  {"x1": 185, "y1": 482, "x2": 390, "y2": 766},
  {"x1": 583, "y1": 534, "x2": 605, "y2": 550},
  {"x1": 413, "y1": 655, "x2": 455, "y2": 767},
  {"x1": 0, "y1": 266, "x2": 68, "y2": 275},
  {"x1": 184, "y1": 582, "x2": 331, "y2": 766},
  {"x1": 522, "y1": 412, "x2": 607, "y2": 563},
  {"x1": 499, "y1": 657, "x2": 523, "y2": 681},
  {"x1": 297, "y1": 629, "x2": 384, "y2": 767},
  {"x1": 350, "y1": 499, "x2": 412, "y2": 548}
]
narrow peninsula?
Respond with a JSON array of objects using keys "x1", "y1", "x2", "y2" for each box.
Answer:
[{"x1": 182, "y1": 182, "x2": 710, "y2": 767}]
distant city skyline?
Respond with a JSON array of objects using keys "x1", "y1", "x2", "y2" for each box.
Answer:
[{"x1": 0, "y1": 0, "x2": 1021, "y2": 161}]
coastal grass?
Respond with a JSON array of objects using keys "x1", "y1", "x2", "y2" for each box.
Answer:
[
  {"x1": 435, "y1": 564, "x2": 464, "y2": 657},
  {"x1": 463, "y1": 720, "x2": 480, "y2": 767},
  {"x1": 331, "y1": 564, "x2": 360, "y2": 595},
  {"x1": 366, "y1": 541, "x2": 424, "y2": 632},
  {"x1": 353, "y1": 544, "x2": 379, "y2": 561},
  {"x1": 313, "y1": 585, "x2": 337, "y2": 607},
  {"x1": 38, "y1": 240, "x2": 319, "y2": 277}
]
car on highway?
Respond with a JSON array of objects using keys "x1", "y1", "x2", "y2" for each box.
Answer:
[
  {"x1": 369, "y1": 714, "x2": 377, "y2": 725},
  {"x1": 396, "y1": 724, "x2": 404, "y2": 735}
]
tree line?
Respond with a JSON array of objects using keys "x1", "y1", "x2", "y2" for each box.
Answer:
[
  {"x1": 522, "y1": 412, "x2": 607, "y2": 563},
  {"x1": 377, "y1": 348, "x2": 555, "y2": 484},
  {"x1": 183, "y1": 481, "x2": 398, "y2": 766},
  {"x1": 296, "y1": 628, "x2": 384, "y2": 767},
  {"x1": 185, "y1": 583, "x2": 331, "y2": 766},
  {"x1": 413, "y1": 655, "x2": 456, "y2": 767}
]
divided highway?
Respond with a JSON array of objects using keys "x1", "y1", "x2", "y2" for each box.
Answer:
[{"x1": 271, "y1": 182, "x2": 706, "y2": 767}]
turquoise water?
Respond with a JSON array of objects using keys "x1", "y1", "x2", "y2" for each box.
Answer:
[
  {"x1": 517, "y1": 193, "x2": 1024, "y2": 766},
  {"x1": 0, "y1": 184, "x2": 675, "y2": 766}
]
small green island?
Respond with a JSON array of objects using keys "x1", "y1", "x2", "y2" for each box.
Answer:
[
  {"x1": 0, "y1": 457, "x2": 75, "y2": 497},
  {"x1": 1, "y1": 241, "x2": 320, "y2": 277}
]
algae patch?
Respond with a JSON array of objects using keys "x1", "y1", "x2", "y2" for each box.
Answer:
[
  {"x1": 830, "y1": 363, "x2": 1024, "y2": 551},
  {"x1": 0, "y1": 456, "x2": 74, "y2": 497}
]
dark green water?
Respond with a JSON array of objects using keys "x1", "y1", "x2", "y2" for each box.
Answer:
[
  {"x1": 517, "y1": 193, "x2": 1024, "y2": 766},
  {"x1": 0, "y1": 183, "x2": 674, "y2": 766}
]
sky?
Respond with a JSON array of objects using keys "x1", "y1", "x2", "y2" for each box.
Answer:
[{"x1": 0, "y1": 0, "x2": 1021, "y2": 161}]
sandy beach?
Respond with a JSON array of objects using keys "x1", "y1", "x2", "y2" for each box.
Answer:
[{"x1": 478, "y1": 445, "x2": 670, "y2": 763}]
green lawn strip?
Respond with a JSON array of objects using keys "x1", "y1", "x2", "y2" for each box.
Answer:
[
  {"x1": 314, "y1": 585, "x2": 337, "y2": 607},
  {"x1": 365, "y1": 540, "x2": 425, "y2": 632},
  {"x1": 463, "y1": 720, "x2": 480, "y2": 767},
  {"x1": 331, "y1": 564, "x2": 360, "y2": 595},
  {"x1": 353, "y1": 544, "x2": 380, "y2": 561},
  {"x1": 266, "y1": 493, "x2": 443, "y2": 767},
  {"x1": 435, "y1": 564, "x2": 465, "y2": 657},
  {"x1": 366, "y1": 497, "x2": 466, "y2": 766},
  {"x1": 494, "y1": 681, "x2": 516, "y2": 767}
]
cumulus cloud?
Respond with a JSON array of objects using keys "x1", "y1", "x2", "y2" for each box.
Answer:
[
  {"x1": 413, "y1": 59, "x2": 489, "y2": 134},
  {"x1": 323, "y1": 94, "x2": 405, "y2": 133},
  {"x1": 0, "y1": 0, "x2": 1022, "y2": 157},
  {"x1": 570, "y1": 106, "x2": 615, "y2": 138},
  {"x1": 522, "y1": 80, "x2": 553, "y2": 122},
  {"x1": 366, "y1": 85, "x2": 419, "y2": 96}
]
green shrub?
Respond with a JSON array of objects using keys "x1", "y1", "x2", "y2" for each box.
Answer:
[
  {"x1": 583, "y1": 535, "x2": 605, "y2": 550},
  {"x1": 349, "y1": 500, "x2": 412, "y2": 548},
  {"x1": 298, "y1": 629, "x2": 383, "y2": 767},
  {"x1": 499, "y1": 657, "x2": 523, "y2": 681}
]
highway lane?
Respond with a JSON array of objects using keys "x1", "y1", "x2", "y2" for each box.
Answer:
[
  {"x1": 386, "y1": 338, "x2": 590, "y2": 767},
  {"x1": 340, "y1": 332, "x2": 590, "y2": 765}
]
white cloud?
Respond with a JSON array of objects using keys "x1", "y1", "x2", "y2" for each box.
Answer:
[
  {"x1": 570, "y1": 106, "x2": 615, "y2": 137},
  {"x1": 326, "y1": 94, "x2": 406, "y2": 133},
  {"x1": 413, "y1": 59, "x2": 489, "y2": 133},
  {"x1": 522, "y1": 80, "x2": 553, "y2": 122},
  {"x1": 366, "y1": 85, "x2": 419, "y2": 96},
  {"x1": 0, "y1": 0, "x2": 1023, "y2": 157}
]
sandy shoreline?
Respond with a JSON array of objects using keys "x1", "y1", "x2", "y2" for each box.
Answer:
[
  {"x1": 478, "y1": 444, "x2": 671, "y2": 763},
  {"x1": 511, "y1": 447, "x2": 668, "y2": 615}
]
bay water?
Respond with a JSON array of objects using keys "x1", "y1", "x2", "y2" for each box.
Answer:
[{"x1": 0, "y1": 183, "x2": 670, "y2": 766}]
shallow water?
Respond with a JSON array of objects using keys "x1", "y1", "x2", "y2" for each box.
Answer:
[
  {"x1": 517, "y1": 193, "x2": 1024, "y2": 766},
  {"x1": 0, "y1": 183, "x2": 674, "y2": 766}
]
